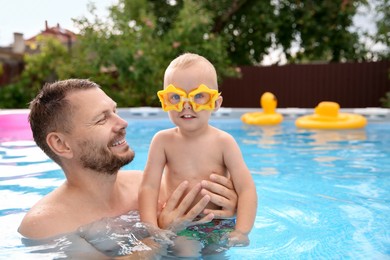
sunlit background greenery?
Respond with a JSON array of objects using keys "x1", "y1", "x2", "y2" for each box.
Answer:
[{"x1": 0, "y1": 0, "x2": 389, "y2": 108}]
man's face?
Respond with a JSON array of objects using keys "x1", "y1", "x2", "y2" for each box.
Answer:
[
  {"x1": 77, "y1": 137, "x2": 133, "y2": 175},
  {"x1": 66, "y1": 88, "x2": 134, "y2": 174}
]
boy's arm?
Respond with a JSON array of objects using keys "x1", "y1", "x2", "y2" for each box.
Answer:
[
  {"x1": 138, "y1": 133, "x2": 167, "y2": 227},
  {"x1": 222, "y1": 134, "x2": 257, "y2": 244}
]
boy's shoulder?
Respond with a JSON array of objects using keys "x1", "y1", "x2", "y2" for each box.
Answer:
[
  {"x1": 153, "y1": 127, "x2": 177, "y2": 140},
  {"x1": 211, "y1": 126, "x2": 233, "y2": 138},
  {"x1": 156, "y1": 127, "x2": 176, "y2": 135}
]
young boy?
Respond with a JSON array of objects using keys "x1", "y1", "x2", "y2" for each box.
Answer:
[{"x1": 138, "y1": 53, "x2": 257, "y2": 255}]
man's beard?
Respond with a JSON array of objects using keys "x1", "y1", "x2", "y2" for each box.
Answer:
[{"x1": 78, "y1": 139, "x2": 134, "y2": 175}]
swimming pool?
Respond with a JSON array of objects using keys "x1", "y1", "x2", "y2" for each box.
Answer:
[{"x1": 1, "y1": 109, "x2": 389, "y2": 259}]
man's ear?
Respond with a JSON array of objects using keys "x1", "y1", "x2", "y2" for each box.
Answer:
[
  {"x1": 213, "y1": 95, "x2": 223, "y2": 112},
  {"x1": 46, "y1": 132, "x2": 73, "y2": 159}
]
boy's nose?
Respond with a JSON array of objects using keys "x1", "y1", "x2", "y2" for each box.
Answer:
[{"x1": 183, "y1": 101, "x2": 192, "y2": 110}]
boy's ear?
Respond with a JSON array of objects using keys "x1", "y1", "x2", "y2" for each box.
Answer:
[
  {"x1": 213, "y1": 95, "x2": 223, "y2": 112},
  {"x1": 46, "y1": 132, "x2": 73, "y2": 159}
]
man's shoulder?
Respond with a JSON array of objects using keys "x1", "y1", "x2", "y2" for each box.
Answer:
[
  {"x1": 18, "y1": 193, "x2": 68, "y2": 239},
  {"x1": 118, "y1": 169, "x2": 143, "y2": 186},
  {"x1": 119, "y1": 169, "x2": 143, "y2": 178}
]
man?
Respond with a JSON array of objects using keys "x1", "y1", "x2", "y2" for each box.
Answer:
[{"x1": 18, "y1": 79, "x2": 237, "y2": 242}]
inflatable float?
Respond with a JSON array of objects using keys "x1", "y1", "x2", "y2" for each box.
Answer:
[
  {"x1": 295, "y1": 101, "x2": 367, "y2": 129},
  {"x1": 241, "y1": 92, "x2": 283, "y2": 125},
  {"x1": 0, "y1": 111, "x2": 33, "y2": 141}
]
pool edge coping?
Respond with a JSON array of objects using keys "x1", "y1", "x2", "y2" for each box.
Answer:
[{"x1": 1, "y1": 107, "x2": 390, "y2": 121}]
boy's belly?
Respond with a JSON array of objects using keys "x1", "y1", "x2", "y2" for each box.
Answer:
[{"x1": 159, "y1": 171, "x2": 226, "y2": 211}]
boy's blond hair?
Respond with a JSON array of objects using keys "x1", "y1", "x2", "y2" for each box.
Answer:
[
  {"x1": 168, "y1": 53, "x2": 212, "y2": 69},
  {"x1": 164, "y1": 53, "x2": 218, "y2": 89}
]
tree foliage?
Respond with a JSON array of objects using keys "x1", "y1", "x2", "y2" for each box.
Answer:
[
  {"x1": 1, "y1": 0, "x2": 388, "y2": 108},
  {"x1": 372, "y1": 0, "x2": 390, "y2": 59},
  {"x1": 0, "y1": 36, "x2": 69, "y2": 108},
  {"x1": 61, "y1": 0, "x2": 236, "y2": 107},
  {"x1": 145, "y1": 0, "x2": 380, "y2": 64},
  {"x1": 273, "y1": 1, "x2": 365, "y2": 62}
]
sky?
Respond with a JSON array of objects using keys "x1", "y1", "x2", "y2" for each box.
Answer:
[{"x1": 0, "y1": 0, "x2": 116, "y2": 46}]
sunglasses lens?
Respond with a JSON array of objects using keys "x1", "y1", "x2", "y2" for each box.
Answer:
[
  {"x1": 167, "y1": 93, "x2": 181, "y2": 105},
  {"x1": 193, "y1": 92, "x2": 211, "y2": 105}
]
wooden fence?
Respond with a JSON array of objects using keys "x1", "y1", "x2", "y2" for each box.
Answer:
[{"x1": 220, "y1": 61, "x2": 390, "y2": 108}]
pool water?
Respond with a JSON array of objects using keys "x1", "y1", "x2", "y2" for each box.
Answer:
[{"x1": 1, "y1": 113, "x2": 389, "y2": 259}]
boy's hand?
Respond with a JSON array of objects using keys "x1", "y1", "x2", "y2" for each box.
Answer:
[{"x1": 225, "y1": 230, "x2": 250, "y2": 247}]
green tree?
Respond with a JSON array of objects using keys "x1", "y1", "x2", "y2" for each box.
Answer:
[
  {"x1": 274, "y1": 0, "x2": 366, "y2": 63},
  {"x1": 147, "y1": 0, "x2": 276, "y2": 64},
  {"x1": 370, "y1": 0, "x2": 390, "y2": 107},
  {"x1": 2, "y1": 0, "x2": 388, "y2": 108},
  {"x1": 373, "y1": 0, "x2": 390, "y2": 59},
  {"x1": 0, "y1": 62, "x2": 3, "y2": 77},
  {"x1": 144, "y1": 0, "x2": 372, "y2": 64},
  {"x1": 61, "y1": 0, "x2": 236, "y2": 107},
  {"x1": 0, "y1": 36, "x2": 69, "y2": 108}
]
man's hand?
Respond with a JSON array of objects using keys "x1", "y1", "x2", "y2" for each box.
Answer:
[
  {"x1": 158, "y1": 181, "x2": 215, "y2": 232},
  {"x1": 201, "y1": 174, "x2": 237, "y2": 219},
  {"x1": 157, "y1": 174, "x2": 238, "y2": 233}
]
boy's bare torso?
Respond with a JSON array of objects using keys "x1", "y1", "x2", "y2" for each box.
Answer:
[{"x1": 159, "y1": 126, "x2": 228, "y2": 209}]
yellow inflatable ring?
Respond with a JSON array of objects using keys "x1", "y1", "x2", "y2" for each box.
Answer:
[
  {"x1": 241, "y1": 92, "x2": 283, "y2": 126},
  {"x1": 295, "y1": 101, "x2": 367, "y2": 129}
]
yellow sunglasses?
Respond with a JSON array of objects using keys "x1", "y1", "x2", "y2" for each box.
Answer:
[{"x1": 157, "y1": 84, "x2": 220, "y2": 112}]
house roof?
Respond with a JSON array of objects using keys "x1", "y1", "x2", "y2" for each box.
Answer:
[{"x1": 25, "y1": 21, "x2": 77, "y2": 47}]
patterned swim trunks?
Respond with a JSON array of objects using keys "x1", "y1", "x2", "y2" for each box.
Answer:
[{"x1": 177, "y1": 218, "x2": 235, "y2": 246}]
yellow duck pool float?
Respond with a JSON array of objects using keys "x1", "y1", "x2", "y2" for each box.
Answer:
[
  {"x1": 241, "y1": 92, "x2": 283, "y2": 125},
  {"x1": 295, "y1": 101, "x2": 367, "y2": 129}
]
